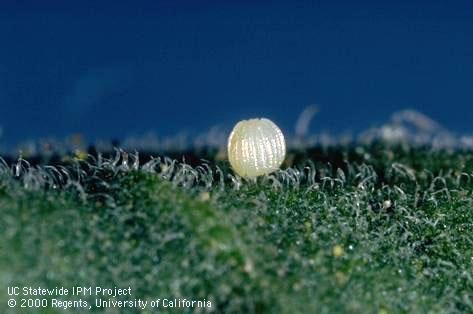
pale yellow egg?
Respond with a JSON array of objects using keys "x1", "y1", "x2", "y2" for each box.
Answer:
[{"x1": 227, "y1": 118, "x2": 286, "y2": 178}]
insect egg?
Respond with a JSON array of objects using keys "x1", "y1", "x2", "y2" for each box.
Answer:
[{"x1": 227, "y1": 118, "x2": 286, "y2": 178}]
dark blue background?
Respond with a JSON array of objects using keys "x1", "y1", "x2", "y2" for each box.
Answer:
[{"x1": 0, "y1": 1, "x2": 472, "y2": 146}]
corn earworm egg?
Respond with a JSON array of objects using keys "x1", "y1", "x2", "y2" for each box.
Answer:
[{"x1": 227, "y1": 118, "x2": 286, "y2": 178}]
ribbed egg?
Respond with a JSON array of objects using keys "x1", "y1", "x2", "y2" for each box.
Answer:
[{"x1": 227, "y1": 118, "x2": 286, "y2": 178}]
